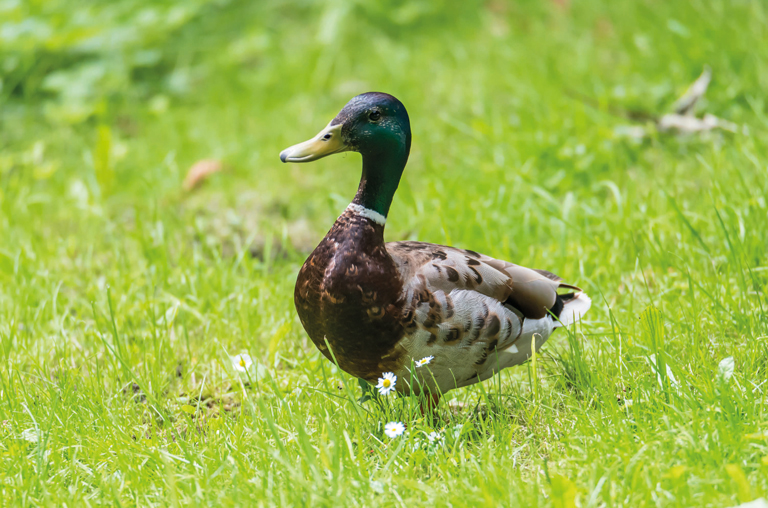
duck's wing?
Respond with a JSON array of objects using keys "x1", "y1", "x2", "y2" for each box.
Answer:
[
  {"x1": 387, "y1": 241, "x2": 583, "y2": 319},
  {"x1": 385, "y1": 241, "x2": 590, "y2": 392}
]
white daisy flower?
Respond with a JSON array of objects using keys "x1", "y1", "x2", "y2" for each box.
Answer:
[
  {"x1": 231, "y1": 353, "x2": 253, "y2": 372},
  {"x1": 376, "y1": 372, "x2": 397, "y2": 395},
  {"x1": 426, "y1": 431, "x2": 443, "y2": 443},
  {"x1": 384, "y1": 421, "x2": 406, "y2": 438},
  {"x1": 415, "y1": 356, "x2": 434, "y2": 367}
]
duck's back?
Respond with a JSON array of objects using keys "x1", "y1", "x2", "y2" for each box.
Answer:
[{"x1": 385, "y1": 241, "x2": 591, "y2": 394}]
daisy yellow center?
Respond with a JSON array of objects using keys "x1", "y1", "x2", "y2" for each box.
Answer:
[
  {"x1": 382, "y1": 379, "x2": 391, "y2": 388},
  {"x1": 239, "y1": 358, "x2": 246, "y2": 367}
]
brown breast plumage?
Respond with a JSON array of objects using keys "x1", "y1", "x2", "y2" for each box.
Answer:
[{"x1": 294, "y1": 210, "x2": 407, "y2": 381}]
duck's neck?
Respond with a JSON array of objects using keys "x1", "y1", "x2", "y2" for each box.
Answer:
[{"x1": 351, "y1": 147, "x2": 408, "y2": 225}]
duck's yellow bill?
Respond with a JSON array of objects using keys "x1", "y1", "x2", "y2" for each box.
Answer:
[{"x1": 279, "y1": 123, "x2": 347, "y2": 163}]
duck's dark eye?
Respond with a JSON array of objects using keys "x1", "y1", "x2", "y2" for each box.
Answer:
[{"x1": 369, "y1": 110, "x2": 381, "y2": 121}]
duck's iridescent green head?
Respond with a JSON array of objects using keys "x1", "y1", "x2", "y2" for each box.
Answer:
[
  {"x1": 280, "y1": 92, "x2": 411, "y2": 220},
  {"x1": 280, "y1": 92, "x2": 411, "y2": 163}
]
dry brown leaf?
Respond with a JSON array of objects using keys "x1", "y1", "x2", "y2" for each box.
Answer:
[
  {"x1": 672, "y1": 66, "x2": 712, "y2": 115},
  {"x1": 658, "y1": 113, "x2": 737, "y2": 133},
  {"x1": 183, "y1": 159, "x2": 223, "y2": 191},
  {"x1": 657, "y1": 66, "x2": 738, "y2": 135}
]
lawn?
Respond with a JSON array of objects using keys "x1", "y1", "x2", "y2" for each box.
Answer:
[{"x1": 1, "y1": 0, "x2": 767, "y2": 506}]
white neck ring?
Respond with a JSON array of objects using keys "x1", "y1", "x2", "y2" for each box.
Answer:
[{"x1": 346, "y1": 203, "x2": 386, "y2": 226}]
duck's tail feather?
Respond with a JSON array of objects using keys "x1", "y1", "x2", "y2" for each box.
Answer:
[{"x1": 553, "y1": 292, "x2": 592, "y2": 328}]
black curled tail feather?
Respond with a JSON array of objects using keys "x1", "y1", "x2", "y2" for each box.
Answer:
[
  {"x1": 551, "y1": 291, "x2": 591, "y2": 328},
  {"x1": 549, "y1": 292, "x2": 577, "y2": 320}
]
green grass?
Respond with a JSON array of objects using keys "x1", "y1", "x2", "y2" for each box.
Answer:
[{"x1": 2, "y1": 0, "x2": 768, "y2": 505}]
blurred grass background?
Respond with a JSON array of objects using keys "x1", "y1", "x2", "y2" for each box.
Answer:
[{"x1": 1, "y1": 0, "x2": 768, "y2": 506}]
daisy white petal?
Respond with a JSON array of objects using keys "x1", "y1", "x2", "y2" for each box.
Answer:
[
  {"x1": 375, "y1": 372, "x2": 397, "y2": 396},
  {"x1": 426, "y1": 431, "x2": 443, "y2": 443},
  {"x1": 415, "y1": 356, "x2": 434, "y2": 367},
  {"x1": 231, "y1": 353, "x2": 253, "y2": 373},
  {"x1": 384, "y1": 421, "x2": 406, "y2": 438}
]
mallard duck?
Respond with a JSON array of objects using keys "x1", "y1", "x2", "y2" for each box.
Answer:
[{"x1": 280, "y1": 92, "x2": 590, "y2": 403}]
